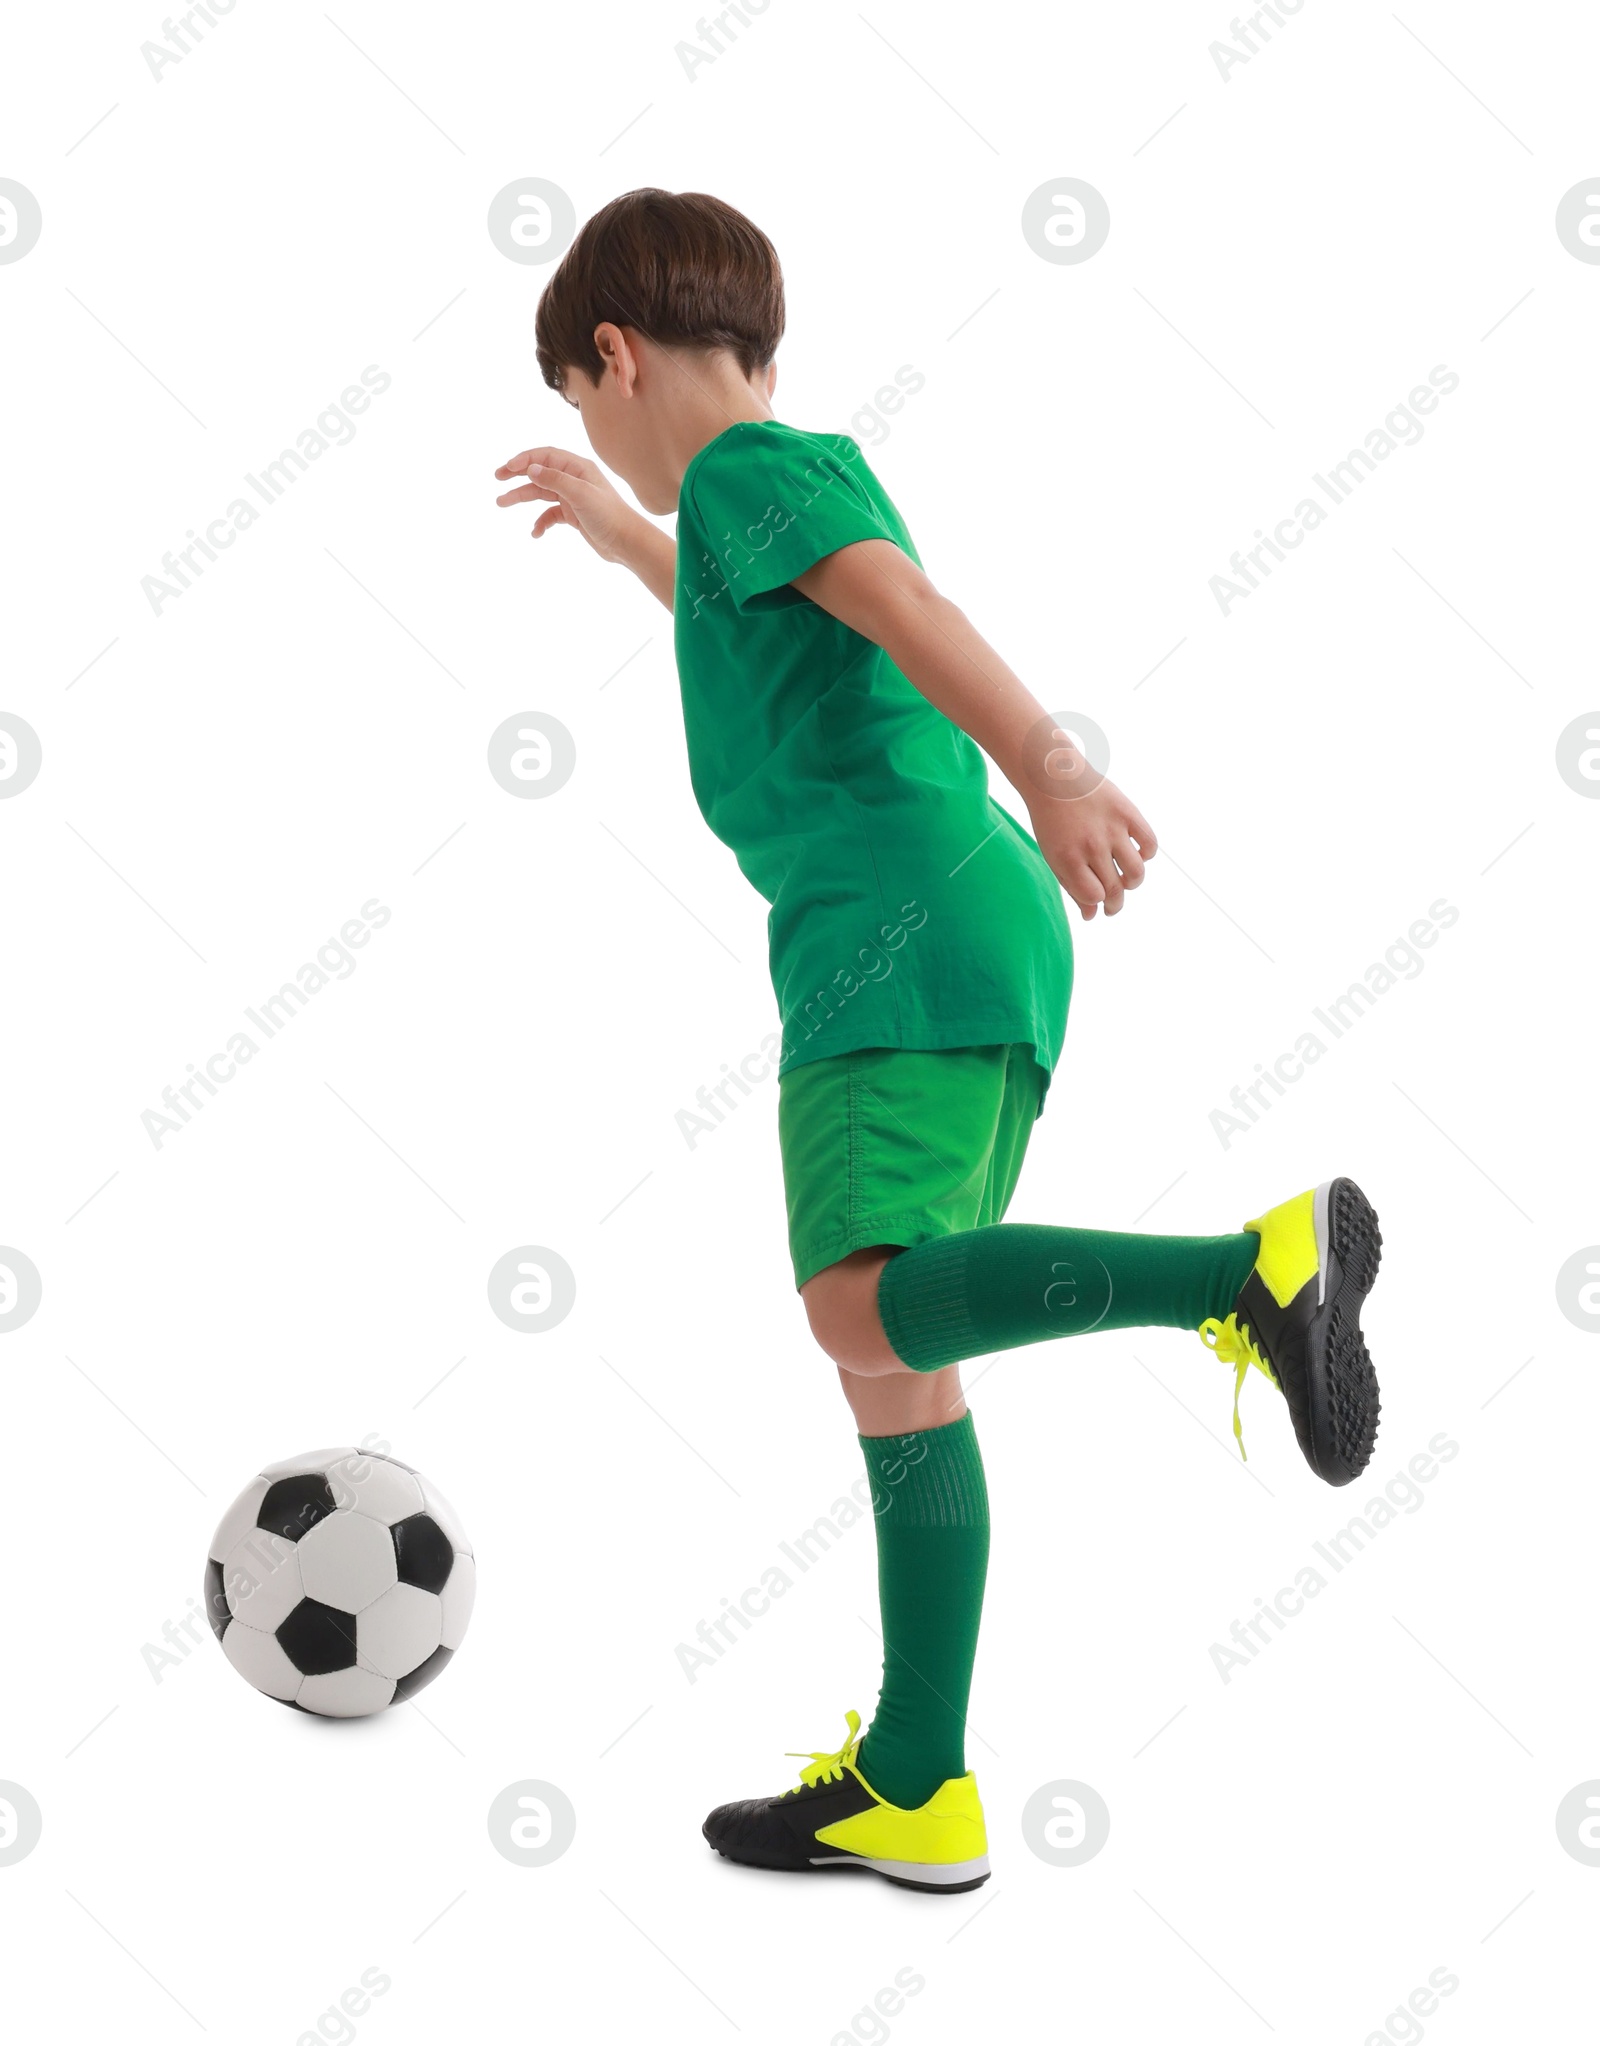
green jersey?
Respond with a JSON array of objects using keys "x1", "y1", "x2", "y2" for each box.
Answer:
[{"x1": 674, "y1": 420, "x2": 1072, "y2": 1096}]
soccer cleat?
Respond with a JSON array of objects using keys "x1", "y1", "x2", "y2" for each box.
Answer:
[
  {"x1": 701, "y1": 1710, "x2": 990, "y2": 1893},
  {"x1": 1199, "y1": 1178, "x2": 1382, "y2": 1486}
]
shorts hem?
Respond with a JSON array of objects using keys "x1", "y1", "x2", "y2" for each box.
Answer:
[{"x1": 790, "y1": 1211, "x2": 951, "y2": 1291}]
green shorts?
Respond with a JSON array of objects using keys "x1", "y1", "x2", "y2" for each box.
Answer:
[{"x1": 777, "y1": 1043, "x2": 1045, "y2": 1289}]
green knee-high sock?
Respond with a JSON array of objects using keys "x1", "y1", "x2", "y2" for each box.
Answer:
[
  {"x1": 878, "y1": 1223, "x2": 1259, "y2": 1374},
  {"x1": 854, "y1": 1413, "x2": 989, "y2": 1812}
]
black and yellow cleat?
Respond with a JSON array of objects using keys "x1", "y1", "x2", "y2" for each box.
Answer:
[
  {"x1": 702, "y1": 1711, "x2": 990, "y2": 1894},
  {"x1": 1199, "y1": 1178, "x2": 1382, "y2": 1486}
]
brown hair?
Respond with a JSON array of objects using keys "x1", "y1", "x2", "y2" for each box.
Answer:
[{"x1": 535, "y1": 189, "x2": 785, "y2": 392}]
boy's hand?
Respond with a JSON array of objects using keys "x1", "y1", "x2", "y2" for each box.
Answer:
[
  {"x1": 1022, "y1": 741, "x2": 1157, "y2": 921},
  {"x1": 494, "y1": 446, "x2": 643, "y2": 564}
]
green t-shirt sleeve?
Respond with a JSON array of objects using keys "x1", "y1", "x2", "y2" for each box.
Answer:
[{"x1": 685, "y1": 426, "x2": 900, "y2": 613}]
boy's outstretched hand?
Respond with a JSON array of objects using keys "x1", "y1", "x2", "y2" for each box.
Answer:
[
  {"x1": 494, "y1": 445, "x2": 678, "y2": 611},
  {"x1": 1022, "y1": 741, "x2": 1157, "y2": 922},
  {"x1": 494, "y1": 446, "x2": 641, "y2": 563}
]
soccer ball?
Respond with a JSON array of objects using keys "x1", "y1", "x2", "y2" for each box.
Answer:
[{"x1": 204, "y1": 1446, "x2": 475, "y2": 1717}]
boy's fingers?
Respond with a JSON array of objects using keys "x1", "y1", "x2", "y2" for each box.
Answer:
[
  {"x1": 495, "y1": 462, "x2": 587, "y2": 505},
  {"x1": 1115, "y1": 838, "x2": 1146, "y2": 887},
  {"x1": 1066, "y1": 862, "x2": 1103, "y2": 918},
  {"x1": 1126, "y1": 808, "x2": 1158, "y2": 858},
  {"x1": 531, "y1": 506, "x2": 567, "y2": 539},
  {"x1": 495, "y1": 447, "x2": 595, "y2": 482},
  {"x1": 1089, "y1": 847, "x2": 1125, "y2": 915},
  {"x1": 496, "y1": 448, "x2": 563, "y2": 475},
  {"x1": 503, "y1": 468, "x2": 585, "y2": 511}
]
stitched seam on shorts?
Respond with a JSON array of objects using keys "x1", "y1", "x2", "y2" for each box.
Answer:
[
  {"x1": 845, "y1": 1051, "x2": 863, "y2": 1236},
  {"x1": 794, "y1": 1209, "x2": 946, "y2": 1261}
]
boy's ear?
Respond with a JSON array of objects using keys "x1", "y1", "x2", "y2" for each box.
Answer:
[
  {"x1": 765, "y1": 360, "x2": 778, "y2": 397},
  {"x1": 592, "y1": 321, "x2": 635, "y2": 389}
]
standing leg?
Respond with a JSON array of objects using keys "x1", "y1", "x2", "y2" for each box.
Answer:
[{"x1": 818, "y1": 1255, "x2": 987, "y2": 1811}]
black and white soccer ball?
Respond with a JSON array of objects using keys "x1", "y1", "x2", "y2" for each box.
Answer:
[{"x1": 204, "y1": 1446, "x2": 475, "y2": 1717}]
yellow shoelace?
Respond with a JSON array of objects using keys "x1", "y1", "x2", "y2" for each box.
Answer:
[
  {"x1": 786, "y1": 1709, "x2": 863, "y2": 1789},
  {"x1": 1198, "y1": 1314, "x2": 1278, "y2": 1461}
]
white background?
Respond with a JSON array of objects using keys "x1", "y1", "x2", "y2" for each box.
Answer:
[{"x1": 2, "y1": 0, "x2": 1597, "y2": 2039}]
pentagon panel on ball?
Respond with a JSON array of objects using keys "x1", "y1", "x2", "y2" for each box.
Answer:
[{"x1": 205, "y1": 1447, "x2": 474, "y2": 1717}]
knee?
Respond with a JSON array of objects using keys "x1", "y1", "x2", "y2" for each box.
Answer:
[
  {"x1": 804, "y1": 1297, "x2": 900, "y2": 1375},
  {"x1": 801, "y1": 1249, "x2": 908, "y2": 1377}
]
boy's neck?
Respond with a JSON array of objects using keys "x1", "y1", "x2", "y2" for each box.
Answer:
[
  {"x1": 667, "y1": 392, "x2": 781, "y2": 488},
  {"x1": 659, "y1": 366, "x2": 776, "y2": 493}
]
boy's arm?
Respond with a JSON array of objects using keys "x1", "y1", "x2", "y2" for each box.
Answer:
[{"x1": 793, "y1": 539, "x2": 1155, "y2": 920}]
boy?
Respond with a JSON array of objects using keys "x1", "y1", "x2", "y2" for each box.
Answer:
[{"x1": 495, "y1": 189, "x2": 1382, "y2": 1894}]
